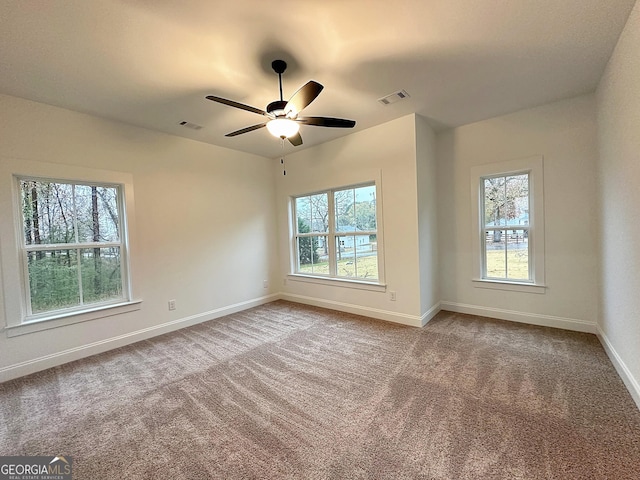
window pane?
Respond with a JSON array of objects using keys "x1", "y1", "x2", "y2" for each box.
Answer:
[
  {"x1": 485, "y1": 229, "x2": 530, "y2": 280},
  {"x1": 335, "y1": 188, "x2": 354, "y2": 230},
  {"x1": 21, "y1": 180, "x2": 75, "y2": 244},
  {"x1": 296, "y1": 194, "x2": 329, "y2": 234},
  {"x1": 335, "y1": 185, "x2": 377, "y2": 232},
  {"x1": 295, "y1": 197, "x2": 311, "y2": 234},
  {"x1": 484, "y1": 174, "x2": 529, "y2": 227},
  {"x1": 484, "y1": 177, "x2": 506, "y2": 227},
  {"x1": 28, "y1": 249, "x2": 80, "y2": 313},
  {"x1": 21, "y1": 180, "x2": 121, "y2": 245},
  {"x1": 353, "y1": 185, "x2": 377, "y2": 231},
  {"x1": 76, "y1": 185, "x2": 120, "y2": 243},
  {"x1": 310, "y1": 193, "x2": 329, "y2": 233},
  {"x1": 506, "y1": 230, "x2": 529, "y2": 280},
  {"x1": 81, "y1": 247, "x2": 123, "y2": 303},
  {"x1": 485, "y1": 232, "x2": 506, "y2": 279},
  {"x1": 505, "y1": 174, "x2": 529, "y2": 227},
  {"x1": 297, "y1": 236, "x2": 328, "y2": 275},
  {"x1": 336, "y1": 235, "x2": 378, "y2": 280}
]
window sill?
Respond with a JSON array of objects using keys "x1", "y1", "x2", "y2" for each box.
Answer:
[
  {"x1": 472, "y1": 279, "x2": 546, "y2": 294},
  {"x1": 4, "y1": 300, "x2": 143, "y2": 338},
  {"x1": 287, "y1": 274, "x2": 387, "y2": 292}
]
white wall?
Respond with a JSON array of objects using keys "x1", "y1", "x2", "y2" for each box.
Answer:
[
  {"x1": 276, "y1": 114, "x2": 431, "y2": 325},
  {"x1": 596, "y1": 2, "x2": 640, "y2": 406},
  {"x1": 0, "y1": 94, "x2": 279, "y2": 381},
  {"x1": 437, "y1": 94, "x2": 600, "y2": 332}
]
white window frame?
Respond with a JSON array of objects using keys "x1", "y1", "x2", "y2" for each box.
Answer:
[
  {"x1": 470, "y1": 156, "x2": 546, "y2": 294},
  {"x1": 18, "y1": 177, "x2": 130, "y2": 319},
  {"x1": 0, "y1": 158, "x2": 140, "y2": 337},
  {"x1": 288, "y1": 181, "x2": 385, "y2": 290}
]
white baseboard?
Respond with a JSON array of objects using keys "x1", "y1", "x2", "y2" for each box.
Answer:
[
  {"x1": 281, "y1": 293, "x2": 427, "y2": 327},
  {"x1": 440, "y1": 301, "x2": 597, "y2": 333},
  {"x1": 421, "y1": 302, "x2": 441, "y2": 326},
  {"x1": 0, "y1": 293, "x2": 280, "y2": 383},
  {"x1": 597, "y1": 327, "x2": 640, "y2": 411}
]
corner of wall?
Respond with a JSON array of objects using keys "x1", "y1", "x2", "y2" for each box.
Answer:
[
  {"x1": 597, "y1": 327, "x2": 640, "y2": 411},
  {"x1": 594, "y1": 2, "x2": 640, "y2": 412},
  {"x1": 414, "y1": 115, "x2": 441, "y2": 318}
]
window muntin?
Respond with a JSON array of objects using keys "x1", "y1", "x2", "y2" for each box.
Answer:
[
  {"x1": 294, "y1": 183, "x2": 379, "y2": 282},
  {"x1": 19, "y1": 178, "x2": 128, "y2": 318},
  {"x1": 481, "y1": 173, "x2": 531, "y2": 282}
]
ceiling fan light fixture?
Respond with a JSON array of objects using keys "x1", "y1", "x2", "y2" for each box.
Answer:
[{"x1": 266, "y1": 118, "x2": 300, "y2": 138}]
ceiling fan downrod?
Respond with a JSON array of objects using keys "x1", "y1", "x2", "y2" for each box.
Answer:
[{"x1": 271, "y1": 60, "x2": 287, "y2": 102}]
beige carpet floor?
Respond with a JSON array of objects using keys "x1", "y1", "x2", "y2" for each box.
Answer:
[{"x1": 1, "y1": 301, "x2": 639, "y2": 479}]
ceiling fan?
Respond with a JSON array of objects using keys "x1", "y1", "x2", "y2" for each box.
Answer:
[{"x1": 205, "y1": 60, "x2": 356, "y2": 146}]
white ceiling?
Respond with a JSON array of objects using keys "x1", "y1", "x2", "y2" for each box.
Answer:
[{"x1": 0, "y1": 1, "x2": 635, "y2": 158}]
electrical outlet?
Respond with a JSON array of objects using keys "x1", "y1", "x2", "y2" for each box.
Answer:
[
  {"x1": 263, "y1": 279, "x2": 269, "y2": 289},
  {"x1": 168, "y1": 299, "x2": 176, "y2": 311},
  {"x1": 390, "y1": 291, "x2": 396, "y2": 301}
]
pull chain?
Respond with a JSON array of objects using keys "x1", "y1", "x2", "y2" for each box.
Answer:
[{"x1": 280, "y1": 137, "x2": 286, "y2": 176}]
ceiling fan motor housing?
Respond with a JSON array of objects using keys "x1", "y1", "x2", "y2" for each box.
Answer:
[{"x1": 267, "y1": 100, "x2": 288, "y2": 117}]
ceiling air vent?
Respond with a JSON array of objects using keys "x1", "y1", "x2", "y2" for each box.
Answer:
[
  {"x1": 378, "y1": 89, "x2": 410, "y2": 106},
  {"x1": 178, "y1": 121, "x2": 203, "y2": 130}
]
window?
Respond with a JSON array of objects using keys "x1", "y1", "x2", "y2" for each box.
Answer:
[
  {"x1": 0, "y1": 160, "x2": 139, "y2": 337},
  {"x1": 481, "y1": 173, "x2": 530, "y2": 281},
  {"x1": 18, "y1": 177, "x2": 129, "y2": 319},
  {"x1": 293, "y1": 183, "x2": 380, "y2": 283},
  {"x1": 470, "y1": 156, "x2": 545, "y2": 293}
]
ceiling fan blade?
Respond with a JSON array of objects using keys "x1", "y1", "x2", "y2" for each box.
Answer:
[
  {"x1": 285, "y1": 81, "x2": 324, "y2": 115},
  {"x1": 288, "y1": 132, "x2": 303, "y2": 146},
  {"x1": 297, "y1": 116, "x2": 356, "y2": 128},
  {"x1": 225, "y1": 123, "x2": 267, "y2": 137},
  {"x1": 206, "y1": 95, "x2": 269, "y2": 117}
]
